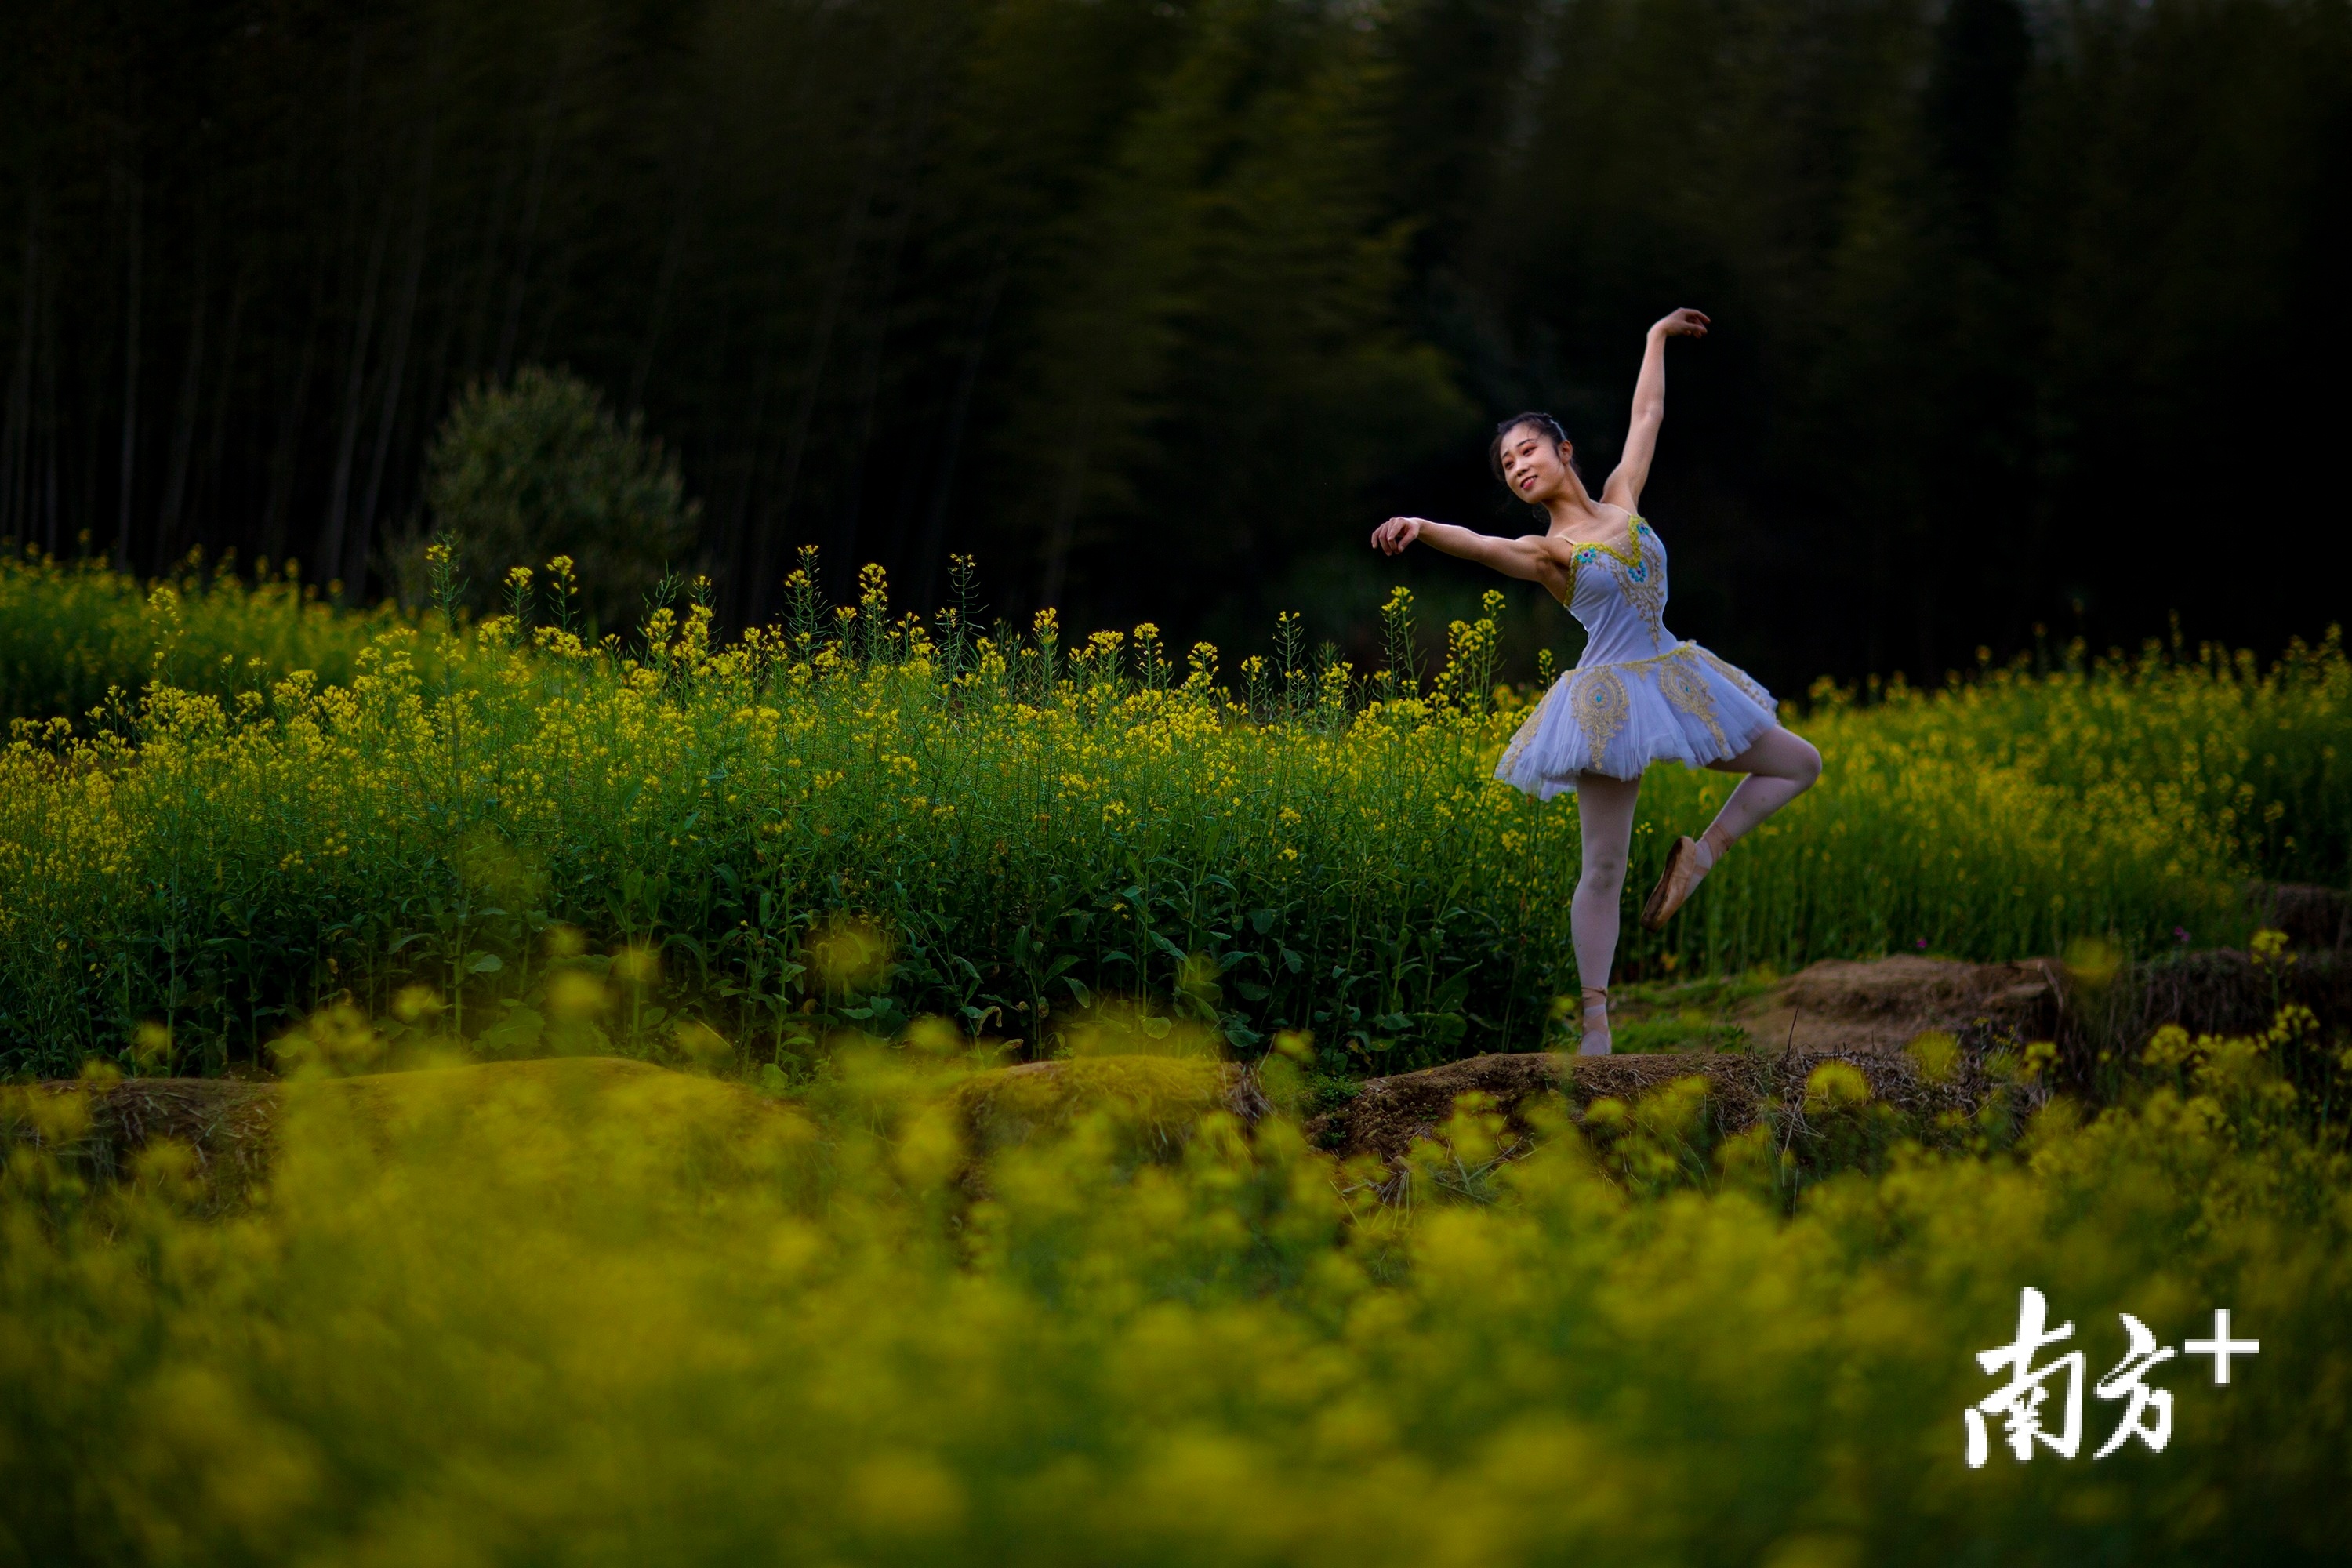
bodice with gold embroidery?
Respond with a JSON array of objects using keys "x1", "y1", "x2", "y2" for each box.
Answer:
[{"x1": 1561, "y1": 516, "x2": 1671, "y2": 666}]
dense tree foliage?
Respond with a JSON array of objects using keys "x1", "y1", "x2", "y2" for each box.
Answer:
[
  {"x1": 1, "y1": 0, "x2": 2343, "y2": 688},
  {"x1": 416, "y1": 367, "x2": 698, "y2": 627}
]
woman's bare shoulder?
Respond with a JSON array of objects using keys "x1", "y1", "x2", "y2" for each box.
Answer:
[{"x1": 1514, "y1": 532, "x2": 1577, "y2": 597}]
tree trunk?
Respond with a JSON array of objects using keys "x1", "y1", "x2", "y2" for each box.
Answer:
[
  {"x1": 354, "y1": 105, "x2": 437, "y2": 597},
  {"x1": 198, "y1": 254, "x2": 252, "y2": 559},
  {"x1": 38, "y1": 242, "x2": 58, "y2": 554},
  {"x1": 712, "y1": 10, "x2": 844, "y2": 620},
  {"x1": 912, "y1": 251, "x2": 1008, "y2": 613},
  {"x1": 157, "y1": 212, "x2": 212, "y2": 572},
  {"x1": 715, "y1": 321, "x2": 779, "y2": 625},
  {"x1": 830, "y1": 94, "x2": 931, "y2": 579},
  {"x1": 628, "y1": 116, "x2": 713, "y2": 414},
  {"x1": 320, "y1": 183, "x2": 395, "y2": 596},
  {"x1": 1037, "y1": 409, "x2": 1094, "y2": 612},
  {"x1": 114, "y1": 173, "x2": 143, "y2": 572},
  {"x1": 457, "y1": 107, "x2": 524, "y2": 380},
  {"x1": 2, "y1": 186, "x2": 37, "y2": 545},
  {"x1": 750, "y1": 74, "x2": 898, "y2": 622},
  {"x1": 834, "y1": 38, "x2": 955, "y2": 586},
  {"x1": 263, "y1": 262, "x2": 325, "y2": 571},
  {"x1": 495, "y1": 50, "x2": 571, "y2": 381}
]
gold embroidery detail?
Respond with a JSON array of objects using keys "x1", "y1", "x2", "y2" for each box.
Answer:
[
  {"x1": 1496, "y1": 640, "x2": 1774, "y2": 795},
  {"x1": 1655, "y1": 648, "x2": 1727, "y2": 753},
  {"x1": 1562, "y1": 517, "x2": 1642, "y2": 599},
  {"x1": 1570, "y1": 667, "x2": 1631, "y2": 771},
  {"x1": 1571, "y1": 516, "x2": 1647, "y2": 569},
  {"x1": 1566, "y1": 518, "x2": 1668, "y2": 648},
  {"x1": 1496, "y1": 678, "x2": 1557, "y2": 779},
  {"x1": 1695, "y1": 644, "x2": 1774, "y2": 711}
]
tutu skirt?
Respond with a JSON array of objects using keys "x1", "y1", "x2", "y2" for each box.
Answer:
[{"x1": 1495, "y1": 641, "x2": 1777, "y2": 800}]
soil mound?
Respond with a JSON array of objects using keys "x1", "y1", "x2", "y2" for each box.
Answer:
[
  {"x1": 1733, "y1": 956, "x2": 2060, "y2": 1054},
  {"x1": 22, "y1": 931, "x2": 2347, "y2": 1202},
  {"x1": 1307, "y1": 1044, "x2": 2019, "y2": 1169},
  {"x1": 2247, "y1": 881, "x2": 2351, "y2": 952},
  {"x1": 953, "y1": 1055, "x2": 1268, "y2": 1159},
  {"x1": 2062, "y1": 946, "x2": 2352, "y2": 1069}
]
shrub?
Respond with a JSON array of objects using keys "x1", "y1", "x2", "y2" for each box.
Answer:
[{"x1": 416, "y1": 367, "x2": 699, "y2": 630}]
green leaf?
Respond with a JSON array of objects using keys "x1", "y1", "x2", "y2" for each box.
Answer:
[{"x1": 474, "y1": 1009, "x2": 543, "y2": 1054}]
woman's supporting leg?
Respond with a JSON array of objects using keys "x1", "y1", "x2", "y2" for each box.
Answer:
[
  {"x1": 1697, "y1": 725, "x2": 1823, "y2": 861},
  {"x1": 1571, "y1": 771, "x2": 1642, "y2": 1052}
]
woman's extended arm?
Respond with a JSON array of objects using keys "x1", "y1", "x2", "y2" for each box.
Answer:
[
  {"x1": 1370, "y1": 516, "x2": 1566, "y2": 590},
  {"x1": 1601, "y1": 308, "x2": 1709, "y2": 510}
]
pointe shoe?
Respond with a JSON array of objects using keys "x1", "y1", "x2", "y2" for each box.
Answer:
[
  {"x1": 1641, "y1": 836, "x2": 1711, "y2": 931},
  {"x1": 1577, "y1": 989, "x2": 1613, "y2": 1056}
]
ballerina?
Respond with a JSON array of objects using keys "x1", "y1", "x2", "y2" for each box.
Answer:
[{"x1": 1369, "y1": 308, "x2": 1821, "y2": 1054}]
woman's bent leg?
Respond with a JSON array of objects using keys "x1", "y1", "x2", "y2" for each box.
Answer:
[
  {"x1": 1698, "y1": 725, "x2": 1822, "y2": 858},
  {"x1": 1572, "y1": 772, "x2": 1642, "y2": 1051}
]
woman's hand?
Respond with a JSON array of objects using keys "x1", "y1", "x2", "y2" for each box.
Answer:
[
  {"x1": 1650, "y1": 307, "x2": 1710, "y2": 339},
  {"x1": 1370, "y1": 516, "x2": 1428, "y2": 555}
]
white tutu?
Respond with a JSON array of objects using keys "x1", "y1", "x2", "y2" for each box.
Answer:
[{"x1": 1496, "y1": 641, "x2": 1778, "y2": 801}]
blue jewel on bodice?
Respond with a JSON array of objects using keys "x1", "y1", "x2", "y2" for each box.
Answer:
[
  {"x1": 1569, "y1": 517, "x2": 1669, "y2": 648},
  {"x1": 1576, "y1": 547, "x2": 1649, "y2": 581}
]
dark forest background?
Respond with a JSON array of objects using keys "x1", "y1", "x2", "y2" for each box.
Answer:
[{"x1": 2, "y1": 0, "x2": 2346, "y2": 692}]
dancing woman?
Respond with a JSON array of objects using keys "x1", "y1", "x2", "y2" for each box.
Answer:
[{"x1": 1369, "y1": 309, "x2": 1821, "y2": 1054}]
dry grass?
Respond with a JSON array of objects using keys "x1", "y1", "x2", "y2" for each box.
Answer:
[{"x1": 1305, "y1": 1040, "x2": 2034, "y2": 1170}]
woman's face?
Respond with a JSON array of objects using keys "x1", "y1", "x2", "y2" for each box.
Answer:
[{"x1": 1498, "y1": 423, "x2": 1575, "y2": 503}]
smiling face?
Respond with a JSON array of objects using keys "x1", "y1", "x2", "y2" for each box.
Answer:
[{"x1": 1497, "y1": 422, "x2": 1577, "y2": 505}]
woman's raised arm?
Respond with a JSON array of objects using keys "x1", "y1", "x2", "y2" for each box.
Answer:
[{"x1": 1601, "y1": 308, "x2": 1709, "y2": 510}]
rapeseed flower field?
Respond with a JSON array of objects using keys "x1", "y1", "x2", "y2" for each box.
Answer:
[
  {"x1": 0, "y1": 547, "x2": 414, "y2": 730},
  {"x1": 3, "y1": 551, "x2": 2347, "y2": 1562},
  {"x1": 0, "y1": 548, "x2": 2343, "y2": 1078},
  {"x1": 2, "y1": 1009, "x2": 2345, "y2": 1563}
]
